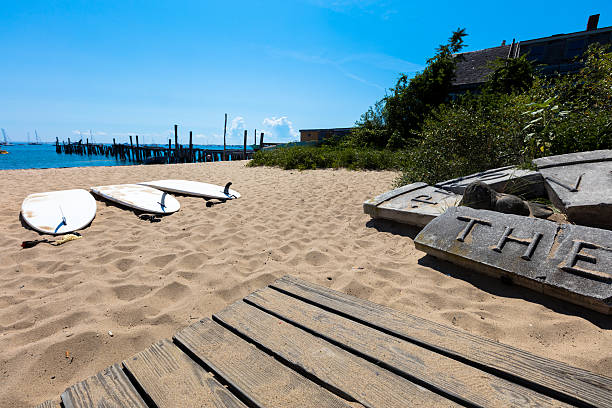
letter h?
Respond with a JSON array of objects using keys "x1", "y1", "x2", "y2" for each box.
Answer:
[{"x1": 492, "y1": 227, "x2": 543, "y2": 260}]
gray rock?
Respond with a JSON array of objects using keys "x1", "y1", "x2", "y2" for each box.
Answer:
[
  {"x1": 494, "y1": 194, "x2": 530, "y2": 216},
  {"x1": 533, "y1": 150, "x2": 612, "y2": 230},
  {"x1": 364, "y1": 182, "x2": 461, "y2": 228},
  {"x1": 460, "y1": 181, "x2": 496, "y2": 210},
  {"x1": 527, "y1": 202, "x2": 554, "y2": 219},
  {"x1": 461, "y1": 181, "x2": 530, "y2": 216},
  {"x1": 435, "y1": 166, "x2": 545, "y2": 197},
  {"x1": 414, "y1": 207, "x2": 612, "y2": 314}
]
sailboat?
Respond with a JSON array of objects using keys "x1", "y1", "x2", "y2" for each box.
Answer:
[
  {"x1": 29, "y1": 130, "x2": 42, "y2": 145},
  {"x1": 1, "y1": 128, "x2": 14, "y2": 146}
]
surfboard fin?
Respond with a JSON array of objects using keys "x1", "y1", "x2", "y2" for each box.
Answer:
[{"x1": 224, "y1": 182, "x2": 232, "y2": 195}]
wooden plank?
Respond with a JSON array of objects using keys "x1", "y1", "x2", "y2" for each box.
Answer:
[
  {"x1": 123, "y1": 338, "x2": 246, "y2": 408},
  {"x1": 245, "y1": 288, "x2": 571, "y2": 408},
  {"x1": 272, "y1": 275, "x2": 612, "y2": 408},
  {"x1": 215, "y1": 300, "x2": 460, "y2": 408},
  {"x1": 243, "y1": 129, "x2": 247, "y2": 158},
  {"x1": 174, "y1": 318, "x2": 351, "y2": 408},
  {"x1": 61, "y1": 363, "x2": 147, "y2": 408},
  {"x1": 223, "y1": 114, "x2": 227, "y2": 160},
  {"x1": 33, "y1": 400, "x2": 59, "y2": 408}
]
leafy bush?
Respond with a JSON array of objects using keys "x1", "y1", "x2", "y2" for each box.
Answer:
[
  {"x1": 398, "y1": 44, "x2": 612, "y2": 186},
  {"x1": 347, "y1": 29, "x2": 467, "y2": 149},
  {"x1": 396, "y1": 92, "x2": 527, "y2": 185},
  {"x1": 248, "y1": 146, "x2": 407, "y2": 171},
  {"x1": 522, "y1": 44, "x2": 612, "y2": 157}
]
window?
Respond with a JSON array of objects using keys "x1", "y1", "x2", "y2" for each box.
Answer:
[
  {"x1": 526, "y1": 45, "x2": 545, "y2": 61},
  {"x1": 566, "y1": 38, "x2": 586, "y2": 59}
]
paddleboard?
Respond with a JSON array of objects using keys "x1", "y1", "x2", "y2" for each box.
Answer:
[
  {"x1": 91, "y1": 184, "x2": 180, "y2": 214},
  {"x1": 21, "y1": 189, "x2": 96, "y2": 235},
  {"x1": 138, "y1": 180, "x2": 241, "y2": 200}
]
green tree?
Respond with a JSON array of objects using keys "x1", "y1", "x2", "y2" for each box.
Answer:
[
  {"x1": 350, "y1": 28, "x2": 468, "y2": 149},
  {"x1": 398, "y1": 44, "x2": 612, "y2": 186},
  {"x1": 483, "y1": 54, "x2": 535, "y2": 94},
  {"x1": 343, "y1": 99, "x2": 388, "y2": 148}
]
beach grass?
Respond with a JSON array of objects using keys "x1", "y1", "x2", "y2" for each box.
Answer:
[{"x1": 248, "y1": 145, "x2": 407, "y2": 171}]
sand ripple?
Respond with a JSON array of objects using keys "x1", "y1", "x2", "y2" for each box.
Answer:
[{"x1": 0, "y1": 162, "x2": 610, "y2": 407}]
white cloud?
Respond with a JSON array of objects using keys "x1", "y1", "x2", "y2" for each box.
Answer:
[
  {"x1": 228, "y1": 116, "x2": 247, "y2": 144},
  {"x1": 262, "y1": 117, "x2": 299, "y2": 143}
]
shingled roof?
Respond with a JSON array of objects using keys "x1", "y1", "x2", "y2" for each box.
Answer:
[{"x1": 452, "y1": 45, "x2": 511, "y2": 87}]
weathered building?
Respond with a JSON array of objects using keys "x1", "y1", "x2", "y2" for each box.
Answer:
[
  {"x1": 519, "y1": 15, "x2": 612, "y2": 75},
  {"x1": 451, "y1": 42, "x2": 519, "y2": 93},
  {"x1": 451, "y1": 15, "x2": 611, "y2": 93},
  {"x1": 299, "y1": 128, "x2": 353, "y2": 143}
]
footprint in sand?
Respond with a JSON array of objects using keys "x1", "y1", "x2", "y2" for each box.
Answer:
[
  {"x1": 147, "y1": 254, "x2": 177, "y2": 269},
  {"x1": 177, "y1": 253, "x2": 208, "y2": 269},
  {"x1": 114, "y1": 257, "x2": 138, "y2": 272},
  {"x1": 304, "y1": 250, "x2": 329, "y2": 266},
  {"x1": 155, "y1": 281, "x2": 190, "y2": 303},
  {"x1": 112, "y1": 284, "x2": 155, "y2": 301}
]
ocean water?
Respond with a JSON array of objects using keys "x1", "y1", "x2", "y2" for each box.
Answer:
[{"x1": 0, "y1": 143, "x2": 252, "y2": 170}]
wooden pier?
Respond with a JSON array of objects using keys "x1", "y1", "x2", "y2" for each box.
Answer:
[
  {"x1": 36, "y1": 275, "x2": 612, "y2": 408},
  {"x1": 54, "y1": 125, "x2": 279, "y2": 164}
]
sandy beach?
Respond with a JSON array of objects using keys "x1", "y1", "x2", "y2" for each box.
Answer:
[{"x1": 1, "y1": 161, "x2": 610, "y2": 407}]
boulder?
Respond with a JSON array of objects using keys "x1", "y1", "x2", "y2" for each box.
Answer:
[{"x1": 461, "y1": 181, "x2": 530, "y2": 216}]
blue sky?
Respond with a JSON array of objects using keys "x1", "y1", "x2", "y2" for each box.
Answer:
[{"x1": 1, "y1": 1, "x2": 610, "y2": 144}]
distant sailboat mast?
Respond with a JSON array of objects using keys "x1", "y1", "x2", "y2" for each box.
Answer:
[
  {"x1": 27, "y1": 130, "x2": 42, "y2": 145},
  {"x1": 1, "y1": 128, "x2": 12, "y2": 145}
]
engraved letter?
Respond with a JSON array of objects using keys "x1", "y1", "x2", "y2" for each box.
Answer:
[
  {"x1": 456, "y1": 216, "x2": 491, "y2": 242},
  {"x1": 411, "y1": 195, "x2": 438, "y2": 208},
  {"x1": 491, "y1": 227, "x2": 543, "y2": 260},
  {"x1": 560, "y1": 240, "x2": 612, "y2": 282},
  {"x1": 545, "y1": 173, "x2": 583, "y2": 192}
]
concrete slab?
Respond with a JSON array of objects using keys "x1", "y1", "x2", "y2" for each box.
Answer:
[
  {"x1": 533, "y1": 150, "x2": 612, "y2": 230},
  {"x1": 414, "y1": 207, "x2": 612, "y2": 314},
  {"x1": 435, "y1": 166, "x2": 545, "y2": 197},
  {"x1": 364, "y1": 182, "x2": 461, "y2": 228}
]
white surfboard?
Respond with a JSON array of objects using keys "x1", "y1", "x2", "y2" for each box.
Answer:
[
  {"x1": 138, "y1": 180, "x2": 241, "y2": 200},
  {"x1": 21, "y1": 189, "x2": 96, "y2": 235},
  {"x1": 91, "y1": 184, "x2": 180, "y2": 214}
]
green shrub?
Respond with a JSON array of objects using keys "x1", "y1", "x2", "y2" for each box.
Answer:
[
  {"x1": 248, "y1": 146, "x2": 406, "y2": 171},
  {"x1": 397, "y1": 92, "x2": 527, "y2": 186},
  {"x1": 346, "y1": 29, "x2": 467, "y2": 149},
  {"x1": 398, "y1": 44, "x2": 612, "y2": 186}
]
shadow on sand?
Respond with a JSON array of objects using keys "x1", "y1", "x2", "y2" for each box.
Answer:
[
  {"x1": 418, "y1": 254, "x2": 612, "y2": 330},
  {"x1": 365, "y1": 218, "x2": 422, "y2": 239}
]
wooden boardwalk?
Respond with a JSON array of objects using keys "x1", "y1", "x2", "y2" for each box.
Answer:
[{"x1": 36, "y1": 275, "x2": 612, "y2": 408}]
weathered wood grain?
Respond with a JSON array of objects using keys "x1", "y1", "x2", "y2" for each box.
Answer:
[
  {"x1": 122, "y1": 338, "x2": 247, "y2": 408},
  {"x1": 271, "y1": 275, "x2": 612, "y2": 408},
  {"x1": 245, "y1": 287, "x2": 571, "y2": 408},
  {"x1": 215, "y1": 300, "x2": 460, "y2": 408},
  {"x1": 61, "y1": 363, "x2": 147, "y2": 408},
  {"x1": 174, "y1": 317, "x2": 351, "y2": 408}
]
